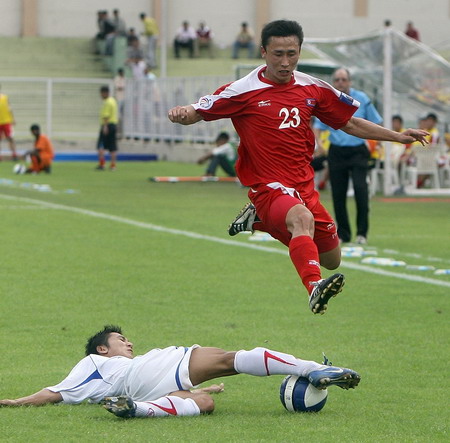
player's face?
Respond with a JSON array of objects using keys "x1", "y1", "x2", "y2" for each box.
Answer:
[
  {"x1": 104, "y1": 332, "x2": 134, "y2": 358},
  {"x1": 261, "y1": 36, "x2": 301, "y2": 84}
]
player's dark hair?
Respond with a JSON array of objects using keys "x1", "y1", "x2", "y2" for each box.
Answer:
[
  {"x1": 85, "y1": 325, "x2": 123, "y2": 356},
  {"x1": 30, "y1": 124, "x2": 40, "y2": 132},
  {"x1": 261, "y1": 20, "x2": 304, "y2": 49},
  {"x1": 392, "y1": 114, "x2": 403, "y2": 124},
  {"x1": 216, "y1": 131, "x2": 230, "y2": 142},
  {"x1": 100, "y1": 85, "x2": 110, "y2": 94}
]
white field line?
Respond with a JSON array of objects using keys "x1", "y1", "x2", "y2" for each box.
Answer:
[{"x1": 2, "y1": 193, "x2": 450, "y2": 289}]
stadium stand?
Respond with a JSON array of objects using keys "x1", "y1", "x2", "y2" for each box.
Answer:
[{"x1": 0, "y1": 37, "x2": 110, "y2": 78}]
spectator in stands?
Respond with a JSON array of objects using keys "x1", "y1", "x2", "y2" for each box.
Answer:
[
  {"x1": 127, "y1": 57, "x2": 147, "y2": 80},
  {"x1": 96, "y1": 86, "x2": 118, "y2": 171},
  {"x1": 232, "y1": 22, "x2": 256, "y2": 59},
  {"x1": 195, "y1": 21, "x2": 214, "y2": 58},
  {"x1": 197, "y1": 132, "x2": 236, "y2": 177},
  {"x1": 423, "y1": 113, "x2": 440, "y2": 145},
  {"x1": 366, "y1": 115, "x2": 409, "y2": 192},
  {"x1": 112, "y1": 9, "x2": 127, "y2": 37},
  {"x1": 22, "y1": 124, "x2": 54, "y2": 174},
  {"x1": 407, "y1": 113, "x2": 440, "y2": 188},
  {"x1": 113, "y1": 68, "x2": 126, "y2": 138},
  {"x1": 174, "y1": 21, "x2": 197, "y2": 58},
  {"x1": 96, "y1": 10, "x2": 116, "y2": 55},
  {"x1": 391, "y1": 114, "x2": 409, "y2": 166},
  {"x1": 0, "y1": 84, "x2": 18, "y2": 161},
  {"x1": 125, "y1": 37, "x2": 146, "y2": 80},
  {"x1": 126, "y1": 36, "x2": 144, "y2": 63},
  {"x1": 127, "y1": 28, "x2": 137, "y2": 46},
  {"x1": 97, "y1": 10, "x2": 115, "y2": 39},
  {"x1": 405, "y1": 21, "x2": 420, "y2": 41},
  {"x1": 139, "y1": 12, "x2": 159, "y2": 69}
]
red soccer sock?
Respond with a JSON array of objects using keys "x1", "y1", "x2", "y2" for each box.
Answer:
[{"x1": 289, "y1": 235, "x2": 322, "y2": 294}]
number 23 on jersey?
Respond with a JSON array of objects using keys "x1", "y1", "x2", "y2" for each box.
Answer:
[{"x1": 279, "y1": 107, "x2": 301, "y2": 129}]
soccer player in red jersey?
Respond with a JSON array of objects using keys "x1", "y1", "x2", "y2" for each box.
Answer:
[{"x1": 168, "y1": 20, "x2": 428, "y2": 315}]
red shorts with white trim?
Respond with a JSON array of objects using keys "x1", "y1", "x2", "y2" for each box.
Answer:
[{"x1": 248, "y1": 182, "x2": 338, "y2": 253}]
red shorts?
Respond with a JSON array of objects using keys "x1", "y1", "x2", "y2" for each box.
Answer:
[
  {"x1": 248, "y1": 183, "x2": 338, "y2": 253},
  {"x1": 0, "y1": 124, "x2": 13, "y2": 138}
]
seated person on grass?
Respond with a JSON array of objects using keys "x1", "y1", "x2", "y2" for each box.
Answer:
[
  {"x1": 0, "y1": 324, "x2": 360, "y2": 418},
  {"x1": 197, "y1": 131, "x2": 236, "y2": 177},
  {"x1": 23, "y1": 124, "x2": 54, "y2": 174}
]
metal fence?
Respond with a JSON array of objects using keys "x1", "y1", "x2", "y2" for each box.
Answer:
[
  {"x1": 123, "y1": 75, "x2": 235, "y2": 143},
  {"x1": 0, "y1": 75, "x2": 235, "y2": 143},
  {"x1": 0, "y1": 77, "x2": 112, "y2": 140}
]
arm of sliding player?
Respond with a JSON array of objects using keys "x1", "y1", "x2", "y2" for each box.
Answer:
[{"x1": 0, "y1": 389, "x2": 63, "y2": 407}]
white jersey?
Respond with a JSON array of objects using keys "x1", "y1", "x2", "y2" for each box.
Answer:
[
  {"x1": 47, "y1": 345, "x2": 199, "y2": 404},
  {"x1": 47, "y1": 354, "x2": 131, "y2": 404}
]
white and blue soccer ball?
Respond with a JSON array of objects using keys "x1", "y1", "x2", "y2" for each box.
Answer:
[
  {"x1": 13, "y1": 164, "x2": 26, "y2": 174},
  {"x1": 280, "y1": 375, "x2": 328, "y2": 412}
]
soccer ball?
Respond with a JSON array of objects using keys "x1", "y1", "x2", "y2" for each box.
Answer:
[
  {"x1": 13, "y1": 164, "x2": 26, "y2": 174},
  {"x1": 280, "y1": 375, "x2": 328, "y2": 412}
]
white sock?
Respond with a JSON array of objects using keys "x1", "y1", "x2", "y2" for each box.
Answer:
[
  {"x1": 234, "y1": 347, "x2": 325, "y2": 378},
  {"x1": 134, "y1": 395, "x2": 200, "y2": 418}
]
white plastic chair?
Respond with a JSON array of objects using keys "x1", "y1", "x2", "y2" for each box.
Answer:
[
  {"x1": 437, "y1": 146, "x2": 450, "y2": 188},
  {"x1": 404, "y1": 145, "x2": 441, "y2": 189},
  {"x1": 370, "y1": 143, "x2": 404, "y2": 195}
]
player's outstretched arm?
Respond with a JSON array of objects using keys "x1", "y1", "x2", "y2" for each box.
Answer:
[
  {"x1": 168, "y1": 105, "x2": 203, "y2": 126},
  {"x1": 0, "y1": 388, "x2": 62, "y2": 407},
  {"x1": 342, "y1": 117, "x2": 429, "y2": 146}
]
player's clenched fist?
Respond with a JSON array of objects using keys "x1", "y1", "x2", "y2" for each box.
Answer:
[{"x1": 168, "y1": 105, "x2": 202, "y2": 125}]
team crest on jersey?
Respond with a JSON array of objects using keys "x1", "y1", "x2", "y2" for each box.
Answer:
[
  {"x1": 305, "y1": 98, "x2": 317, "y2": 107},
  {"x1": 258, "y1": 99, "x2": 271, "y2": 107},
  {"x1": 339, "y1": 92, "x2": 354, "y2": 106},
  {"x1": 198, "y1": 96, "x2": 213, "y2": 110}
]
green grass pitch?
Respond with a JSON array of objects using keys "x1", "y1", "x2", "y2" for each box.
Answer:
[{"x1": 0, "y1": 160, "x2": 448, "y2": 442}]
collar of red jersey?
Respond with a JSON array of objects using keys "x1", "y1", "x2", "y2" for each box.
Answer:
[{"x1": 259, "y1": 66, "x2": 295, "y2": 86}]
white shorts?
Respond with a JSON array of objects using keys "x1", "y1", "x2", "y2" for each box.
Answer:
[{"x1": 124, "y1": 345, "x2": 199, "y2": 401}]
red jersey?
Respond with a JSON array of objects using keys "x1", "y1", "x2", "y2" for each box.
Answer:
[{"x1": 193, "y1": 65, "x2": 359, "y2": 203}]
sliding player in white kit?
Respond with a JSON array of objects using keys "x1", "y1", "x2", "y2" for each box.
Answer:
[
  {"x1": 168, "y1": 20, "x2": 428, "y2": 315},
  {"x1": 0, "y1": 325, "x2": 360, "y2": 418}
]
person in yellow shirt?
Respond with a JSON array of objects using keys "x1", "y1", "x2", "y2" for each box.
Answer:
[
  {"x1": 96, "y1": 85, "x2": 118, "y2": 171},
  {"x1": 0, "y1": 85, "x2": 18, "y2": 160},
  {"x1": 139, "y1": 12, "x2": 159, "y2": 69}
]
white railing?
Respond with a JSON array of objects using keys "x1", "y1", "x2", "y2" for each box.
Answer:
[
  {"x1": 123, "y1": 75, "x2": 235, "y2": 143},
  {"x1": 0, "y1": 77, "x2": 112, "y2": 139},
  {"x1": 0, "y1": 75, "x2": 235, "y2": 143}
]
